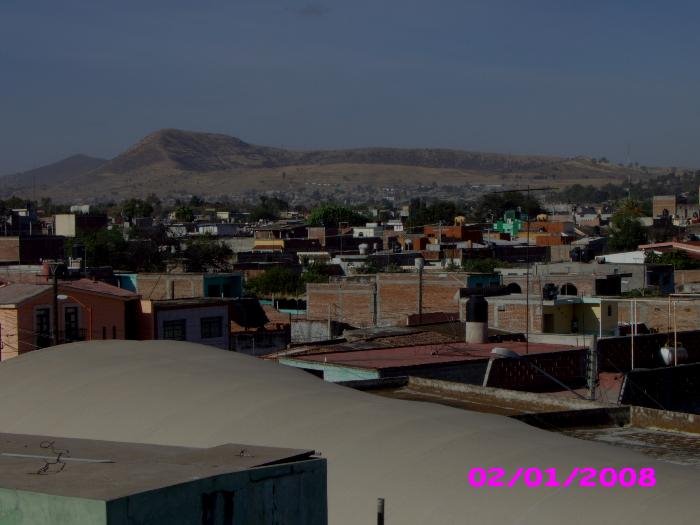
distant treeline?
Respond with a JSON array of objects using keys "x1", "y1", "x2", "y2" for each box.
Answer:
[{"x1": 554, "y1": 170, "x2": 700, "y2": 204}]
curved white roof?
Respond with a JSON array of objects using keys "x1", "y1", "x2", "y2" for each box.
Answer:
[{"x1": 0, "y1": 341, "x2": 695, "y2": 524}]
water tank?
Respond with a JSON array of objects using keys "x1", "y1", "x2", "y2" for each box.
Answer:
[
  {"x1": 660, "y1": 346, "x2": 688, "y2": 366},
  {"x1": 466, "y1": 295, "x2": 488, "y2": 323},
  {"x1": 465, "y1": 295, "x2": 488, "y2": 344}
]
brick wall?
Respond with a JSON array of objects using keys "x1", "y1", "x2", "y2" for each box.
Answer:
[
  {"x1": 137, "y1": 274, "x2": 204, "y2": 300},
  {"x1": 616, "y1": 299, "x2": 700, "y2": 333},
  {"x1": 306, "y1": 272, "x2": 467, "y2": 328},
  {"x1": 0, "y1": 238, "x2": 20, "y2": 262},
  {"x1": 487, "y1": 302, "x2": 542, "y2": 333}
]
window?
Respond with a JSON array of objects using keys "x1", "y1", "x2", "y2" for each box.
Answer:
[
  {"x1": 201, "y1": 316, "x2": 223, "y2": 339},
  {"x1": 207, "y1": 284, "x2": 221, "y2": 297},
  {"x1": 64, "y1": 306, "x2": 79, "y2": 341},
  {"x1": 162, "y1": 319, "x2": 187, "y2": 341},
  {"x1": 35, "y1": 308, "x2": 51, "y2": 348},
  {"x1": 607, "y1": 305, "x2": 613, "y2": 317}
]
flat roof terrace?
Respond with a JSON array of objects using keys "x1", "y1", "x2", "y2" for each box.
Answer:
[
  {"x1": 0, "y1": 433, "x2": 316, "y2": 501},
  {"x1": 291, "y1": 341, "x2": 583, "y2": 370}
]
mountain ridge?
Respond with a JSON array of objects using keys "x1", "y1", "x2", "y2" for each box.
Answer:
[{"x1": 0, "y1": 128, "x2": 660, "y2": 202}]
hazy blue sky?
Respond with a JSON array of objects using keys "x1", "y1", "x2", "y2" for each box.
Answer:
[{"x1": 1, "y1": 0, "x2": 699, "y2": 173}]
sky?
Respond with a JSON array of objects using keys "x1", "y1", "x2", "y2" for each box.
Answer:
[{"x1": 1, "y1": 0, "x2": 699, "y2": 174}]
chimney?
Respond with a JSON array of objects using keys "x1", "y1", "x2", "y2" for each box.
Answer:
[{"x1": 465, "y1": 295, "x2": 488, "y2": 344}]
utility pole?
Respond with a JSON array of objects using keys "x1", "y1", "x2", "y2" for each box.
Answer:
[
  {"x1": 372, "y1": 280, "x2": 378, "y2": 327},
  {"x1": 416, "y1": 258, "x2": 424, "y2": 325},
  {"x1": 50, "y1": 261, "x2": 61, "y2": 347},
  {"x1": 377, "y1": 498, "x2": 385, "y2": 525},
  {"x1": 587, "y1": 338, "x2": 598, "y2": 401},
  {"x1": 486, "y1": 186, "x2": 552, "y2": 356}
]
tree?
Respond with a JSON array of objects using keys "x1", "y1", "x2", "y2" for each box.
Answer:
[
  {"x1": 181, "y1": 236, "x2": 232, "y2": 272},
  {"x1": 246, "y1": 265, "x2": 330, "y2": 297},
  {"x1": 608, "y1": 199, "x2": 648, "y2": 252},
  {"x1": 645, "y1": 250, "x2": 700, "y2": 270},
  {"x1": 307, "y1": 204, "x2": 368, "y2": 227},
  {"x1": 250, "y1": 196, "x2": 289, "y2": 222},
  {"x1": 472, "y1": 192, "x2": 543, "y2": 221},
  {"x1": 66, "y1": 229, "x2": 129, "y2": 268},
  {"x1": 121, "y1": 199, "x2": 154, "y2": 221},
  {"x1": 461, "y1": 258, "x2": 507, "y2": 273},
  {"x1": 407, "y1": 199, "x2": 464, "y2": 230},
  {"x1": 246, "y1": 267, "x2": 304, "y2": 297},
  {"x1": 174, "y1": 206, "x2": 195, "y2": 222}
]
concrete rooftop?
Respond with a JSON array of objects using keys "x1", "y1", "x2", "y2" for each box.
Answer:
[
  {"x1": 0, "y1": 341, "x2": 697, "y2": 524},
  {"x1": 0, "y1": 433, "x2": 314, "y2": 500}
]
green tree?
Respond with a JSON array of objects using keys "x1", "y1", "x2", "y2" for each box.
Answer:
[
  {"x1": 407, "y1": 199, "x2": 464, "y2": 230},
  {"x1": 608, "y1": 199, "x2": 648, "y2": 252},
  {"x1": 245, "y1": 265, "x2": 330, "y2": 297},
  {"x1": 461, "y1": 258, "x2": 507, "y2": 273},
  {"x1": 174, "y1": 205, "x2": 195, "y2": 222},
  {"x1": 307, "y1": 204, "x2": 368, "y2": 227},
  {"x1": 246, "y1": 267, "x2": 304, "y2": 297},
  {"x1": 472, "y1": 192, "x2": 543, "y2": 221},
  {"x1": 121, "y1": 198, "x2": 154, "y2": 221},
  {"x1": 181, "y1": 236, "x2": 232, "y2": 272},
  {"x1": 67, "y1": 229, "x2": 129, "y2": 268},
  {"x1": 250, "y1": 196, "x2": 289, "y2": 222},
  {"x1": 645, "y1": 250, "x2": 700, "y2": 270}
]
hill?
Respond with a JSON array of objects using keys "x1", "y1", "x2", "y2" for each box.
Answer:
[
  {"x1": 0, "y1": 129, "x2": 661, "y2": 203},
  {"x1": 0, "y1": 154, "x2": 106, "y2": 189}
]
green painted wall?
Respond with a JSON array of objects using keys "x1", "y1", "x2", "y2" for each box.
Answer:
[
  {"x1": 279, "y1": 358, "x2": 379, "y2": 382},
  {"x1": 0, "y1": 489, "x2": 106, "y2": 525}
]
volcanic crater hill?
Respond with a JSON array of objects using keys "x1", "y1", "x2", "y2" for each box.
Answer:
[{"x1": 1, "y1": 128, "x2": 657, "y2": 201}]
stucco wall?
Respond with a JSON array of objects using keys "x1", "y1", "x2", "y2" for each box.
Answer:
[{"x1": 156, "y1": 305, "x2": 229, "y2": 349}]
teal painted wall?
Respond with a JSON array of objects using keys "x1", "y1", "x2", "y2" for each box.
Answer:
[
  {"x1": 204, "y1": 274, "x2": 243, "y2": 298},
  {"x1": 279, "y1": 359, "x2": 379, "y2": 382},
  {"x1": 0, "y1": 489, "x2": 106, "y2": 525},
  {"x1": 116, "y1": 274, "x2": 138, "y2": 292},
  {"x1": 0, "y1": 459, "x2": 326, "y2": 525},
  {"x1": 466, "y1": 273, "x2": 501, "y2": 289},
  {"x1": 107, "y1": 459, "x2": 327, "y2": 525}
]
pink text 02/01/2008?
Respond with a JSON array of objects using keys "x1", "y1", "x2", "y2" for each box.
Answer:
[{"x1": 467, "y1": 467, "x2": 656, "y2": 488}]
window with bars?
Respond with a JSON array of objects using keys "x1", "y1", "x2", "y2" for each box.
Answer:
[
  {"x1": 162, "y1": 319, "x2": 186, "y2": 341},
  {"x1": 200, "y1": 316, "x2": 223, "y2": 339}
]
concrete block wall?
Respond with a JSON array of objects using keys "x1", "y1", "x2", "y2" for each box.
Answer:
[
  {"x1": 597, "y1": 330, "x2": 700, "y2": 372},
  {"x1": 620, "y1": 363, "x2": 700, "y2": 414},
  {"x1": 500, "y1": 274, "x2": 595, "y2": 297},
  {"x1": 484, "y1": 348, "x2": 588, "y2": 392}
]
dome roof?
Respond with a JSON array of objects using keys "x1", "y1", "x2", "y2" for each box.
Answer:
[{"x1": 0, "y1": 340, "x2": 694, "y2": 524}]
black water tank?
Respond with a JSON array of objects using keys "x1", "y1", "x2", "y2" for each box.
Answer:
[{"x1": 466, "y1": 295, "x2": 488, "y2": 323}]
